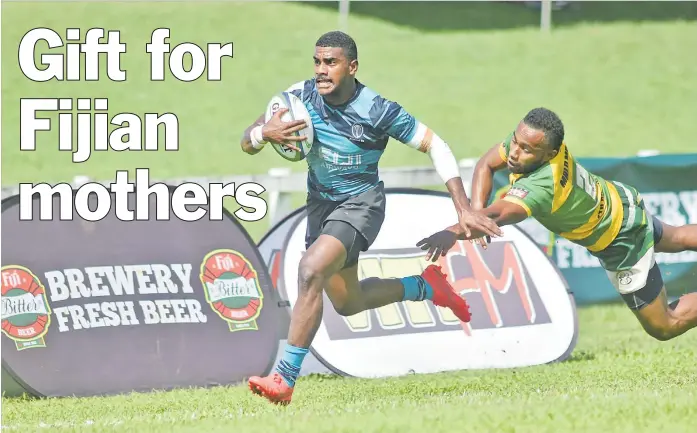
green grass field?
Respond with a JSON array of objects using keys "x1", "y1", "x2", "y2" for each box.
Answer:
[
  {"x1": 2, "y1": 2, "x2": 697, "y2": 432},
  {"x1": 2, "y1": 305, "x2": 696, "y2": 433}
]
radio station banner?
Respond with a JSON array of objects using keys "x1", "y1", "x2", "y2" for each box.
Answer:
[
  {"x1": 492, "y1": 153, "x2": 697, "y2": 305},
  {"x1": 1, "y1": 189, "x2": 282, "y2": 398},
  {"x1": 263, "y1": 189, "x2": 578, "y2": 379}
]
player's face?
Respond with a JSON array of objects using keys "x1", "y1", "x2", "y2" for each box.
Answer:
[
  {"x1": 313, "y1": 46, "x2": 357, "y2": 96},
  {"x1": 507, "y1": 121, "x2": 558, "y2": 174}
]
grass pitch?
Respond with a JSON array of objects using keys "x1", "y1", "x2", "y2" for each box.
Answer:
[
  {"x1": 2, "y1": 304, "x2": 696, "y2": 433},
  {"x1": 2, "y1": 2, "x2": 696, "y2": 432}
]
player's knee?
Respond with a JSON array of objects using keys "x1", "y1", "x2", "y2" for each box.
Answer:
[
  {"x1": 642, "y1": 317, "x2": 681, "y2": 341},
  {"x1": 298, "y1": 256, "x2": 325, "y2": 292},
  {"x1": 645, "y1": 326, "x2": 677, "y2": 341}
]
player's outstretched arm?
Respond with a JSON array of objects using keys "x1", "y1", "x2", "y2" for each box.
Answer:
[
  {"x1": 414, "y1": 126, "x2": 502, "y2": 239},
  {"x1": 376, "y1": 101, "x2": 503, "y2": 239},
  {"x1": 417, "y1": 199, "x2": 529, "y2": 262},
  {"x1": 456, "y1": 199, "x2": 529, "y2": 238},
  {"x1": 471, "y1": 142, "x2": 509, "y2": 210},
  {"x1": 240, "y1": 110, "x2": 307, "y2": 155}
]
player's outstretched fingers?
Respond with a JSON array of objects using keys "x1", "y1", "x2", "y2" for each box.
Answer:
[
  {"x1": 281, "y1": 142, "x2": 301, "y2": 152},
  {"x1": 418, "y1": 240, "x2": 435, "y2": 261},
  {"x1": 476, "y1": 237, "x2": 488, "y2": 249},
  {"x1": 487, "y1": 220, "x2": 504, "y2": 237},
  {"x1": 284, "y1": 135, "x2": 308, "y2": 142},
  {"x1": 477, "y1": 222, "x2": 501, "y2": 238},
  {"x1": 284, "y1": 121, "x2": 308, "y2": 134},
  {"x1": 426, "y1": 246, "x2": 438, "y2": 262}
]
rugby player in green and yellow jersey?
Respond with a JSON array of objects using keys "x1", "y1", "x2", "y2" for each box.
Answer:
[{"x1": 417, "y1": 107, "x2": 697, "y2": 341}]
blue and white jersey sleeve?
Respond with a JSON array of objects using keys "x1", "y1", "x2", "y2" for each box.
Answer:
[
  {"x1": 370, "y1": 97, "x2": 435, "y2": 154},
  {"x1": 370, "y1": 97, "x2": 418, "y2": 144}
]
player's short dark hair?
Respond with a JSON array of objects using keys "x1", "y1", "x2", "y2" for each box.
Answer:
[
  {"x1": 523, "y1": 107, "x2": 565, "y2": 150},
  {"x1": 315, "y1": 31, "x2": 358, "y2": 62}
]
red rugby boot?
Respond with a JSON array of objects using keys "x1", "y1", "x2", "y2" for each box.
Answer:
[
  {"x1": 422, "y1": 264, "x2": 472, "y2": 323},
  {"x1": 248, "y1": 372, "x2": 294, "y2": 406}
]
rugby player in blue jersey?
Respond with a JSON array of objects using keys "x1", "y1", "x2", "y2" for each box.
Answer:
[{"x1": 240, "y1": 31, "x2": 502, "y2": 405}]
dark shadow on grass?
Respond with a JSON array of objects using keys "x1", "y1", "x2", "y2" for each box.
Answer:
[
  {"x1": 304, "y1": 1, "x2": 697, "y2": 33},
  {"x1": 565, "y1": 350, "x2": 596, "y2": 363}
]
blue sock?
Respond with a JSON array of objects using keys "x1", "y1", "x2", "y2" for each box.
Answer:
[
  {"x1": 400, "y1": 276, "x2": 434, "y2": 301},
  {"x1": 275, "y1": 344, "x2": 309, "y2": 387}
]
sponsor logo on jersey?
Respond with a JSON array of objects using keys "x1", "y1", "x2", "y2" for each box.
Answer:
[
  {"x1": 507, "y1": 186, "x2": 529, "y2": 200},
  {"x1": 351, "y1": 123, "x2": 364, "y2": 139}
]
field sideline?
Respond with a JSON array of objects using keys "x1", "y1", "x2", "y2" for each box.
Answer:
[{"x1": 2, "y1": 2, "x2": 696, "y2": 432}]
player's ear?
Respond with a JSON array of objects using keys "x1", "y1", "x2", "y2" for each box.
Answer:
[{"x1": 349, "y1": 59, "x2": 358, "y2": 75}]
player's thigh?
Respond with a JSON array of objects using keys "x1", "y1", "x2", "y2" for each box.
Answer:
[
  {"x1": 304, "y1": 195, "x2": 338, "y2": 252},
  {"x1": 320, "y1": 218, "x2": 366, "y2": 298},
  {"x1": 606, "y1": 248, "x2": 674, "y2": 335},
  {"x1": 310, "y1": 183, "x2": 384, "y2": 305},
  {"x1": 299, "y1": 196, "x2": 351, "y2": 286},
  {"x1": 630, "y1": 286, "x2": 679, "y2": 340},
  {"x1": 606, "y1": 245, "x2": 661, "y2": 309},
  {"x1": 300, "y1": 232, "x2": 349, "y2": 280},
  {"x1": 326, "y1": 182, "x2": 386, "y2": 252}
]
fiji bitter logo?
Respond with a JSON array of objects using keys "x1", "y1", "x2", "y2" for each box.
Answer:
[
  {"x1": 1, "y1": 265, "x2": 52, "y2": 351},
  {"x1": 200, "y1": 249, "x2": 264, "y2": 332}
]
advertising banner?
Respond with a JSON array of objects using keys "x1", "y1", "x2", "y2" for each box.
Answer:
[
  {"x1": 492, "y1": 153, "x2": 697, "y2": 305},
  {"x1": 1, "y1": 189, "x2": 282, "y2": 397},
  {"x1": 265, "y1": 189, "x2": 578, "y2": 379}
]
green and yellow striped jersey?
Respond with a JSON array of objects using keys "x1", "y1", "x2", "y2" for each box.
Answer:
[{"x1": 498, "y1": 133, "x2": 646, "y2": 255}]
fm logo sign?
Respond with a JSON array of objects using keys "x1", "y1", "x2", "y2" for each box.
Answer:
[{"x1": 320, "y1": 240, "x2": 552, "y2": 340}]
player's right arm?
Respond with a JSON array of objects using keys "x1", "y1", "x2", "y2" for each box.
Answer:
[
  {"x1": 471, "y1": 140, "x2": 510, "y2": 210},
  {"x1": 240, "y1": 114, "x2": 266, "y2": 155},
  {"x1": 239, "y1": 110, "x2": 307, "y2": 155}
]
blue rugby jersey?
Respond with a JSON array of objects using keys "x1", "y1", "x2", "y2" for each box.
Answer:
[{"x1": 285, "y1": 79, "x2": 421, "y2": 201}]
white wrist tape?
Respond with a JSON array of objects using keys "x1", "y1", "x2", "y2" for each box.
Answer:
[
  {"x1": 406, "y1": 122, "x2": 461, "y2": 183},
  {"x1": 250, "y1": 125, "x2": 267, "y2": 149}
]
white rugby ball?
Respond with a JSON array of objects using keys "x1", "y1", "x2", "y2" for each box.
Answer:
[{"x1": 264, "y1": 92, "x2": 314, "y2": 162}]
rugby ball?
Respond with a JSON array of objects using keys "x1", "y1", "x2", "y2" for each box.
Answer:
[{"x1": 264, "y1": 92, "x2": 314, "y2": 162}]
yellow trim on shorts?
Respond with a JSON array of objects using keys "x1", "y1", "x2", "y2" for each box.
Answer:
[
  {"x1": 503, "y1": 196, "x2": 532, "y2": 217},
  {"x1": 586, "y1": 182, "x2": 624, "y2": 252}
]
